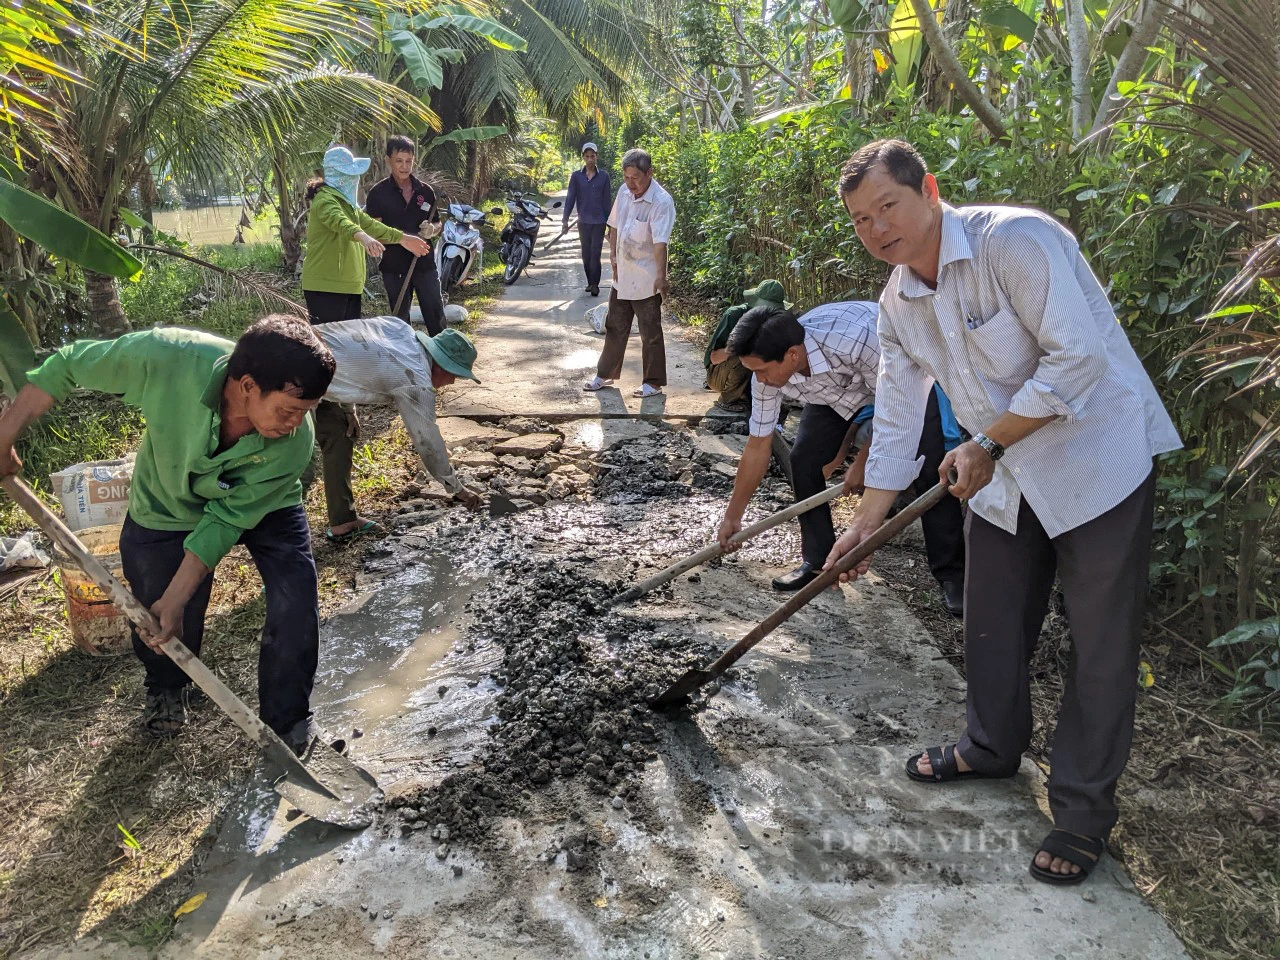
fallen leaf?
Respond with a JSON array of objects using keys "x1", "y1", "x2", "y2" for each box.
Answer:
[
  {"x1": 174, "y1": 892, "x2": 207, "y2": 918},
  {"x1": 1137, "y1": 661, "x2": 1156, "y2": 688}
]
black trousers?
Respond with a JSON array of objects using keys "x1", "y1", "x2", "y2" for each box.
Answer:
[
  {"x1": 382, "y1": 264, "x2": 444, "y2": 335},
  {"x1": 578, "y1": 222, "x2": 606, "y2": 289},
  {"x1": 791, "y1": 390, "x2": 965, "y2": 583},
  {"x1": 958, "y1": 467, "x2": 1157, "y2": 838},
  {"x1": 119, "y1": 507, "x2": 320, "y2": 736},
  {"x1": 304, "y1": 289, "x2": 362, "y2": 325},
  {"x1": 303, "y1": 295, "x2": 363, "y2": 527}
]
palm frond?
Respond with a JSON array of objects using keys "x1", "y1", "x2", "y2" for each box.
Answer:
[
  {"x1": 1154, "y1": 0, "x2": 1280, "y2": 466},
  {"x1": 156, "y1": 64, "x2": 438, "y2": 189}
]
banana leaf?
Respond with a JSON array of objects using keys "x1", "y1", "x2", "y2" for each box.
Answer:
[
  {"x1": 0, "y1": 178, "x2": 143, "y2": 280},
  {"x1": 432, "y1": 125, "x2": 508, "y2": 145},
  {"x1": 0, "y1": 295, "x2": 36, "y2": 398}
]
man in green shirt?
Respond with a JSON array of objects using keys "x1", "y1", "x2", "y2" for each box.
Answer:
[
  {"x1": 704, "y1": 279, "x2": 791, "y2": 413},
  {"x1": 0, "y1": 316, "x2": 337, "y2": 749}
]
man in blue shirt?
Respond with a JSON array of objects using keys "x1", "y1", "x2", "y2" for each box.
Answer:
[{"x1": 562, "y1": 142, "x2": 613, "y2": 296}]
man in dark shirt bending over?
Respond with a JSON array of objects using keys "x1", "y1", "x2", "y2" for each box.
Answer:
[{"x1": 365, "y1": 135, "x2": 445, "y2": 334}]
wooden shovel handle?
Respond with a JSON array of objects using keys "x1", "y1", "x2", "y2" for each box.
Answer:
[
  {"x1": 700, "y1": 476, "x2": 954, "y2": 681},
  {"x1": 616, "y1": 483, "x2": 845, "y2": 603},
  {"x1": 1, "y1": 475, "x2": 309, "y2": 774}
]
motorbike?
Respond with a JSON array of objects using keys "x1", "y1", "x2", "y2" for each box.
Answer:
[
  {"x1": 435, "y1": 201, "x2": 503, "y2": 301},
  {"x1": 498, "y1": 192, "x2": 562, "y2": 285}
]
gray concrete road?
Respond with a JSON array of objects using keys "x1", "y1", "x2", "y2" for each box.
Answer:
[{"x1": 441, "y1": 210, "x2": 722, "y2": 420}]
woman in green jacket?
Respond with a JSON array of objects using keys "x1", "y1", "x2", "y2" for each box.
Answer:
[{"x1": 301, "y1": 145, "x2": 431, "y2": 324}]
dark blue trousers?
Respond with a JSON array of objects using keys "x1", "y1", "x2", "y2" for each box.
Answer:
[
  {"x1": 119, "y1": 505, "x2": 320, "y2": 735},
  {"x1": 579, "y1": 221, "x2": 606, "y2": 289}
]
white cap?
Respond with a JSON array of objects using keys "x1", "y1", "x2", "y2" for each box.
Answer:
[{"x1": 581, "y1": 142, "x2": 598, "y2": 154}]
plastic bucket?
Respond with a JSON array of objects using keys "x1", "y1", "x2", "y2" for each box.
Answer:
[{"x1": 51, "y1": 523, "x2": 132, "y2": 656}]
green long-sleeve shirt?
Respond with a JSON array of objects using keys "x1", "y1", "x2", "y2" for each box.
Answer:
[
  {"x1": 704, "y1": 303, "x2": 748, "y2": 368},
  {"x1": 301, "y1": 186, "x2": 404, "y2": 294},
  {"x1": 27, "y1": 328, "x2": 315, "y2": 569}
]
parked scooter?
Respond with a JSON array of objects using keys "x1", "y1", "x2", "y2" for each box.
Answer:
[
  {"x1": 435, "y1": 201, "x2": 502, "y2": 301},
  {"x1": 498, "y1": 192, "x2": 562, "y2": 285}
]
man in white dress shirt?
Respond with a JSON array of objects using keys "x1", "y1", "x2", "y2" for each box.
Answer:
[
  {"x1": 583, "y1": 148, "x2": 676, "y2": 399},
  {"x1": 830, "y1": 139, "x2": 1181, "y2": 885}
]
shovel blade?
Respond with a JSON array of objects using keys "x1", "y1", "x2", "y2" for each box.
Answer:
[
  {"x1": 649, "y1": 669, "x2": 714, "y2": 711},
  {"x1": 272, "y1": 739, "x2": 383, "y2": 830}
]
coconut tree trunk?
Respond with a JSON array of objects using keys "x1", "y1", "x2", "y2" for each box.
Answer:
[
  {"x1": 921, "y1": 0, "x2": 971, "y2": 111},
  {"x1": 1089, "y1": 0, "x2": 1169, "y2": 144},
  {"x1": 273, "y1": 154, "x2": 302, "y2": 275},
  {"x1": 907, "y1": 0, "x2": 1009, "y2": 140},
  {"x1": 84, "y1": 271, "x2": 132, "y2": 337},
  {"x1": 1066, "y1": 0, "x2": 1091, "y2": 138}
]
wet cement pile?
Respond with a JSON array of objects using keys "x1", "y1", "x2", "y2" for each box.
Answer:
[
  {"x1": 382, "y1": 426, "x2": 740, "y2": 846},
  {"x1": 384, "y1": 559, "x2": 722, "y2": 844},
  {"x1": 595, "y1": 429, "x2": 737, "y2": 502}
]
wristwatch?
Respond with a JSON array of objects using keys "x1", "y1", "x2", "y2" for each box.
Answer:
[{"x1": 972, "y1": 432, "x2": 1005, "y2": 462}]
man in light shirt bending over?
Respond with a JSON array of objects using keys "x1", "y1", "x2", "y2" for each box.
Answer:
[
  {"x1": 830, "y1": 138, "x2": 1181, "y2": 885},
  {"x1": 313, "y1": 318, "x2": 484, "y2": 540}
]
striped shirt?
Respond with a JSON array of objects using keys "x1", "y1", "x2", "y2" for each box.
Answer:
[
  {"x1": 748, "y1": 301, "x2": 880, "y2": 438},
  {"x1": 315, "y1": 316, "x2": 463, "y2": 495},
  {"x1": 865, "y1": 203, "x2": 1181, "y2": 537}
]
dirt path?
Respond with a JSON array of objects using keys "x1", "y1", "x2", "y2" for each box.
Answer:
[
  {"x1": 441, "y1": 210, "x2": 720, "y2": 420},
  {"x1": 19, "y1": 228, "x2": 1192, "y2": 960}
]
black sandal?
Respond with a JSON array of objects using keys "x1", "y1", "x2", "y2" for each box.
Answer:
[
  {"x1": 905, "y1": 744, "x2": 1019, "y2": 783},
  {"x1": 143, "y1": 687, "x2": 188, "y2": 738},
  {"x1": 1029, "y1": 829, "x2": 1104, "y2": 885}
]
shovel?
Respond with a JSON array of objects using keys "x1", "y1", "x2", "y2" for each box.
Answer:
[
  {"x1": 649, "y1": 474, "x2": 955, "y2": 710},
  {"x1": 542, "y1": 218, "x2": 576, "y2": 254},
  {"x1": 392, "y1": 256, "x2": 419, "y2": 317},
  {"x1": 2, "y1": 475, "x2": 382, "y2": 829},
  {"x1": 614, "y1": 483, "x2": 846, "y2": 605}
]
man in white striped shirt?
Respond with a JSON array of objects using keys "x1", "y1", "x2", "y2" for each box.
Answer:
[
  {"x1": 830, "y1": 138, "x2": 1181, "y2": 885},
  {"x1": 313, "y1": 317, "x2": 484, "y2": 539},
  {"x1": 715, "y1": 301, "x2": 965, "y2": 600}
]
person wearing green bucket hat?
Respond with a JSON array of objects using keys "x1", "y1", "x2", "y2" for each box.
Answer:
[
  {"x1": 703, "y1": 278, "x2": 792, "y2": 413},
  {"x1": 312, "y1": 317, "x2": 484, "y2": 540}
]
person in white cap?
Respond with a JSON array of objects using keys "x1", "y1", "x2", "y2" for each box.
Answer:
[
  {"x1": 562, "y1": 142, "x2": 613, "y2": 296},
  {"x1": 300, "y1": 145, "x2": 430, "y2": 325}
]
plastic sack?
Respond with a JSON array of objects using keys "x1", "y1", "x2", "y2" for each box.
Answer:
[
  {"x1": 50, "y1": 455, "x2": 135, "y2": 532},
  {"x1": 0, "y1": 532, "x2": 49, "y2": 573}
]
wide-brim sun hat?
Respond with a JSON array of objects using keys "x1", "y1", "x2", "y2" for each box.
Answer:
[
  {"x1": 322, "y1": 146, "x2": 371, "y2": 176},
  {"x1": 743, "y1": 279, "x2": 793, "y2": 310},
  {"x1": 415, "y1": 328, "x2": 480, "y2": 383}
]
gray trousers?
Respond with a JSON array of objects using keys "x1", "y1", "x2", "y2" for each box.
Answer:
[{"x1": 957, "y1": 465, "x2": 1156, "y2": 838}]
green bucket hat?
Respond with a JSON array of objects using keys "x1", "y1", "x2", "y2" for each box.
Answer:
[
  {"x1": 743, "y1": 279, "x2": 792, "y2": 309},
  {"x1": 415, "y1": 328, "x2": 480, "y2": 383}
]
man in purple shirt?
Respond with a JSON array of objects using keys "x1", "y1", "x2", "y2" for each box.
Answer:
[{"x1": 563, "y1": 142, "x2": 613, "y2": 296}]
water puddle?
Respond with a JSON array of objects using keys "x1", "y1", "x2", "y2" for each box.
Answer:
[{"x1": 313, "y1": 546, "x2": 496, "y2": 759}]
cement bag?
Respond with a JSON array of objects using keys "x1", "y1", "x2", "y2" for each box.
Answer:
[
  {"x1": 587, "y1": 302, "x2": 609, "y2": 334},
  {"x1": 586, "y1": 301, "x2": 639, "y2": 335},
  {"x1": 50, "y1": 454, "x2": 135, "y2": 532},
  {"x1": 0, "y1": 533, "x2": 48, "y2": 573}
]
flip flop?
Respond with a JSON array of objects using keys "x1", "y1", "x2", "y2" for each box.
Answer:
[
  {"x1": 1029, "y1": 829, "x2": 1104, "y2": 885},
  {"x1": 324, "y1": 519, "x2": 380, "y2": 543}
]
